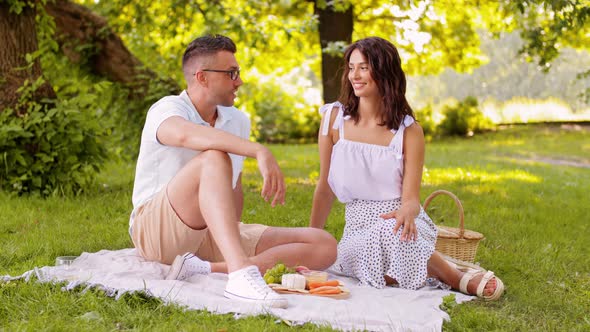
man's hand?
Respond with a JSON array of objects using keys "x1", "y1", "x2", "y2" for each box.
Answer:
[{"x1": 256, "y1": 147, "x2": 285, "y2": 207}]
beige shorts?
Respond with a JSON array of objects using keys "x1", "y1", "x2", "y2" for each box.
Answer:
[{"x1": 131, "y1": 188, "x2": 268, "y2": 265}]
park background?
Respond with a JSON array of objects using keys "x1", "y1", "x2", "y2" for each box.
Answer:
[{"x1": 1, "y1": 0, "x2": 589, "y2": 331}]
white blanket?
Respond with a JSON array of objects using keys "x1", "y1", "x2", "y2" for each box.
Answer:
[{"x1": 3, "y1": 249, "x2": 474, "y2": 331}]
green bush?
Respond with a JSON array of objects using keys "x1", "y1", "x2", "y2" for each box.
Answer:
[
  {"x1": 238, "y1": 79, "x2": 320, "y2": 143},
  {"x1": 0, "y1": 78, "x2": 109, "y2": 196},
  {"x1": 438, "y1": 96, "x2": 494, "y2": 136},
  {"x1": 414, "y1": 103, "x2": 436, "y2": 139}
]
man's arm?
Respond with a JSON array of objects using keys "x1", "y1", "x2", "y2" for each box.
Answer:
[
  {"x1": 158, "y1": 116, "x2": 285, "y2": 206},
  {"x1": 158, "y1": 116, "x2": 262, "y2": 158}
]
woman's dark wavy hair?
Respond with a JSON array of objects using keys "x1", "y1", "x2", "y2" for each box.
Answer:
[{"x1": 338, "y1": 37, "x2": 414, "y2": 130}]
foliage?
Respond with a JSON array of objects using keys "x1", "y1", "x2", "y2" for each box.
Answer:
[
  {"x1": 439, "y1": 293, "x2": 457, "y2": 312},
  {"x1": 76, "y1": 0, "x2": 318, "y2": 86},
  {"x1": 577, "y1": 68, "x2": 590, "y2": 104},
  {"x1": 414, "y1": 103, "x2": 436, "y2": 139},
  {"x1": 438, "y1": 96, "x2": 494, "y2": 136},
  {"x1": 77, "y1": 0, "x2": 504, "y2": 80},
  {"x1": 238, "y1": 75, "x2": 321, "y2": 144},
  {"x1": 408, "y1": 31, "x2": 590, "y2": 112},
  {"x1": 0, "y1": 0, "x2": 112, "y2": 196},
  {"x1": 0, "y1": 78, "x2": 109, "y2": 196},
  {"x1": 355, "y1": 1, "x2": 488, "y2": 76},
  {"x1": 481, "y1": 97, "x2": 590, "y2": 124},
  {"x1": 501, "y1": 0, "x2": 589, "y2": 68}
]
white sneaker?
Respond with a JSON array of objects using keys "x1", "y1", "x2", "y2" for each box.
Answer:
[
  {"x1": 224, "y1": 265, "x2": 288, "y2": 309},
  {"x1": 165, "y1": 252, "x2": 211, "y2": 280}
]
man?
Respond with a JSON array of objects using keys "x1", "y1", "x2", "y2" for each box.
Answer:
[{"x1": 129, "y1": 35, "x2": 337, "y2": 309}]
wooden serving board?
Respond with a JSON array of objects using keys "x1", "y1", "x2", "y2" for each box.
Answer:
[{"x1": 269, "y1": 284, "x2": 351, "y2": 299}]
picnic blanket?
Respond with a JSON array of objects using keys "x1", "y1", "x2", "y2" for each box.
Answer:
[{"x1": 2, "y1": 248, "x2": 474, "y2": 331}]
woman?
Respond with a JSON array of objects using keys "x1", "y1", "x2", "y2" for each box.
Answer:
[{"x1": 310, "y1": 37, "x2": 503, "y2": 300}]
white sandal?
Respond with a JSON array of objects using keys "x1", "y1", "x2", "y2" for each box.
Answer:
[{"x1": 459, "y1": 269, "x2": 505, "y2": 301}]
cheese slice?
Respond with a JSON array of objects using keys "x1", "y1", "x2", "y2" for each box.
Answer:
[{"x1": 281, "y1": 273, "x2": 306, "y2": 290}]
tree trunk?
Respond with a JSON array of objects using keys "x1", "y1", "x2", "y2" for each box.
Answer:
[
  {"x1": 44, "y1": 0, "x2": 180, "y2": 98},
  {"x1": 315, "y1": 2, "x2": 353, "y2": 103},
  {"x1": 0, "y1": 1, "x2": 55, "y2": 114}
]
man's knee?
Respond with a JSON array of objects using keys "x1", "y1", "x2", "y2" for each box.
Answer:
[
  {"x1": 188, "y1": 150, "x2": 232, "y2": 173},
  {"x1": 199, "y1": 150, "x2": 231, "y2": 165},
  {"x1": 173, "y1": 150, "x2": 232, "y2": 187}
]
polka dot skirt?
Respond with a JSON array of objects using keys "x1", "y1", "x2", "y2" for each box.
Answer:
[{"x1": 332, "y1": 198, "x2": 438, "y2": 289}]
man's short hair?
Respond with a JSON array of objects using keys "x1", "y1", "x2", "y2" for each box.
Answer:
[{"x1": 182, "y1": 35, "x2": 237, "y2": 82}]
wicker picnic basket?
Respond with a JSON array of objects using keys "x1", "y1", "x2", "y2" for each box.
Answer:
[{"x1": 423, "y1": 190, "x2": 484, "y2": 263}]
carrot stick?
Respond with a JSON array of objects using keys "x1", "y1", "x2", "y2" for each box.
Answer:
[
  {"x1": 309, "y1": 286, "x2": 341, "y2": 294},
  {"x1": 310, "y1": 288, "x2": 341, "y2": 295},
  {"x1": 308, "y1": 280, "x2": 340, "y2": 289},
  {"x1": 313, "y1": 290, "x2": 341, "y2": 295}
]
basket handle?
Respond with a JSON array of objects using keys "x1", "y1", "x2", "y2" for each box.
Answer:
[{"x1": 423, "y1": 190, "x2": 465, "y2": 238}]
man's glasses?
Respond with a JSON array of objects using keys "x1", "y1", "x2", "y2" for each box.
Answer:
[{"x1": 201, "y1": 69, "x2": 241, "y2": 81}]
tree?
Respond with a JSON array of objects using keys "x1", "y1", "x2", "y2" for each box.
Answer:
[
  {"x1": 1, "y1": 0, "x2": 180, "y2": 115},
  {"x1": 44, "y1": 0, "x2": 180, "y2": 98},
  {"x1": 0, "y1": 0, "x2": 179, "y2": 195},
  {"x1": 0, "y1": 1, "x2": 54, "y2": 113},
  {"x1": 314, "y1": 1, "x2": 353, "y2": 102}
]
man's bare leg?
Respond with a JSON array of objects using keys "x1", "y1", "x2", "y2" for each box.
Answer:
[
  {"x1": 166, "y1": 150, "x2": 252, "y2": 272},
  {"x1": 166, "y1": 150, "x2": 287, "y2": 307},
  {"x1": 165, "y1": 150, "x2": 337, "y2": 275}
]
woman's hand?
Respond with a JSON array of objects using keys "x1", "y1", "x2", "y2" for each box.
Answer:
[{"x1": 380, "y1": 206, "x2": 419, "y2": 242}]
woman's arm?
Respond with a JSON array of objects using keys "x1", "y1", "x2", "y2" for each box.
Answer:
[
  {"x1": 309, "y1": 108, "x2": 339, "y2": 229},
  {"x1": 382, "y1": 122, "x2": 425, "y2": 241},
  {"x1": 400, "y1": 122, "x2": 425, "y2": 216}
]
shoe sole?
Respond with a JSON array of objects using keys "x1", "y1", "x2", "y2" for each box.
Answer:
[{"x1": 223, "y1": 290, "x2": 288, "y2": 309}]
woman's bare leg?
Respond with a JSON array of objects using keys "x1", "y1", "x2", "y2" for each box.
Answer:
[{"x1": 427, "y1": 251, "x2": 497, "y2": 296}]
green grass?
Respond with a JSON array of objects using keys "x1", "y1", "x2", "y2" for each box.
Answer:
[{"x1": 1, "y1": 124, "x2": 589, "y2": 331}]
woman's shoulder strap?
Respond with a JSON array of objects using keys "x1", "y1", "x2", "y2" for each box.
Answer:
[
  {"x1": 319, "y1": 101, "x2": 344, "y2": 136},
  {"x1": 389, "y1": 115, "x2": 416, "y2": 149}
]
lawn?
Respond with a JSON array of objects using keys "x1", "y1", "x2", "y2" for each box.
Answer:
[{"x1": 1, "y1": 124, "x2": 589, "y2": 331}]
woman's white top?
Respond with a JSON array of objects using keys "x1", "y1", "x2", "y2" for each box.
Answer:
[{"x1": 320, "y1": 102, "x2": 415, "y2": 203}]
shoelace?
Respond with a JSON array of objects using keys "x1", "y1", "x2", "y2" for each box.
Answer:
[
  {"x1": 246, "y1": 268, "x2": 271, "y2": 295},
  {"x1": 184, "y1": 254, "x2": 207, "y2": 272}
]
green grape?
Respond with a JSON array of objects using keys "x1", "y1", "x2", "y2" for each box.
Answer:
[
  {"x1": 263, "y1": 262, "x2": 297, "y2": 284},
  {"x1": 264, "y1": 275, "x2": 275, "y2": 284}
]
